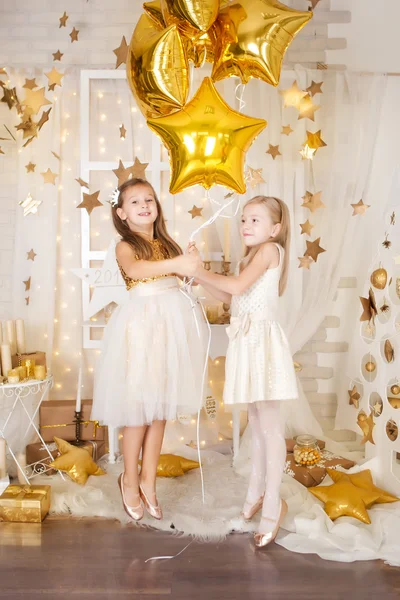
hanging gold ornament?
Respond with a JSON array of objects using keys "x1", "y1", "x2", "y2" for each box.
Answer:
[
  {"x1": 384, "y1": 339, "x2": 395, "y2": 363},
  {"x1": 386, "y1": 419, "x2": 398, "y2": 441},
  {"x1": 365, "y1": 361, "x2": 376, "y2": 373},
  {"x1": 147, "y1": 77, "x2": 266, "y2": 194},
  {"x1": 348, "y1": 385, "x2": 361, "y2": 409},
  {"x1": 357, "y1": 410, "x2": 375, "y2": 444},
  {"x1": 370, "y1": 266, "x2": 387, "y2": 290},
  {"x1": 390, "y1": 384, "x2": 400, "y2": 395},
  {"x1": 211, "y1": 0, "x2": 312, "y2": 86},
  {"x1": 127, "y1": 13, "x2": 189, "y2": 118}
]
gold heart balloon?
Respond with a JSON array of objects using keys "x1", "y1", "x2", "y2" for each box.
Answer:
[
  {"x1": 147, "y1": 77, "x2": 267, "y2": 194},
  {"x1": 126, "y1": 13, "x2": 189, "y2": 118},
  {"x1": 211, "y1": 0, "x2": 312, "y2": 86}
]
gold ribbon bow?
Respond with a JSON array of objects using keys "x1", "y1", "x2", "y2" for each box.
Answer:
[{"x1": 4, "y1": 485, "x2": 48, "y2": 500}]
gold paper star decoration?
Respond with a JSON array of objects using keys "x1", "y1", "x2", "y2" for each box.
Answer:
[
  {"x1": 351, "y1": 199, "x2": 370, "y2": 216},
  {"x1": 38, "y1": 108, "x2": 52, "y2": 131},
  {"x1": 1, "y1": 86, "x2": 18, "y2": 109},
  {"x1": 27, "y1": 249, "x2": 37, "y2": 261},
  {"x1": 25, "y1": 297, "x2": 30, "y2": 306},
  {"x1": 23, "y1": 276, "x2": 31, "y2": 292},
  {"x1": 266, "y1": 144, "x2": 282, "y2": 160},
  {"x1": 53, "y1": 50, "x2": 63, "y2": 61},
  {"x1": 305, "y1": 238, "x2": 326, "y2": 262},
  {"x1": 113, "y1": 36, "x2": 128, "y2": 68},
  {"x1": 131, "y1": 157, "x2": 149, "y2": 179},
  {"x1": 327, "y1": 469, "x2": 399, "y2": 506},
  {"x1": 52, "y1": 151, "x2": 61, "y2": 161},
  {"x1": 372, "y1": 400, "x2": 382, "y2": 416},
  {"x1": 304, "y1": 130, "x2": 327, "y2": 152},
  {"x1": 70, "y1": 27, "x2": 79, "y2": 43},
  {"x1": 359, "y1": 288, "x2": 377, "y2": 324},
  {"x1": 300, "y1": 219, "x2": 314, "y2": 236},
  {"x1": 119, "y1": 124, "x2": 126, "y2": 139},
  {"x1": 75, "y1": 177, "x2": 89, "y2": 189},
  {"x1": 390, "y1": 211, "x2": 396, "y2": 225},
  {"x1": 298, "y1": 256, "x2": 313, "y2": 269},
  {"x1": 309, "y1": 476, "x2": 380, "y2": 524},
  {"x1": 59, "y1": 11, "x2": 68, "y2": 27},
  {"x1": 299, "y1": 145, "x2": 316, "y2": 161},
  {"x1": 16, "y1": 116, "x2": 37, "y2": 140},
  {"x1": 298, "y1": 94, "x2": 320, "y2": 121},
  {"x1": 306, "y1": 80, "x2": 323, "y2": 96},
  {"x1": 77, "y1": 190, "x2": 103, "y2": 215},
  {"x1": 357, "y1": 410, "x2": 375, "y2": 445},
  {"x1": 301, "y1": 191, "x2": 325, "y2": 213},
  {"x1": 280, "y1": 81, "x2": 307, "y2": 108},
  {"x1": 41, "y1": 168, "x2": 58, "y2": 185},
  {"x1": 281, "y1": 124, "x2": 294, "y2": 136},
  {"x1": 22, "y1": 87, "x2": 51, "y2": 116},
  {"x1": 246, "y1": 166, "x2": 266, "y2": 189},
  {"x1": 19, "y1": 193, "x2": 42, "y2": 216},
  {"x1": 348, "y1": 385, "x2": 361, "y2": 409},
  {"x1": 188, "y1": 205, "x2": 203, "y2": 219},
  {"x1": 49, "y1": 437, "x2": 106, "y2": 485},
  {"x1": 45, "y1": 67, "x2": 64, "y2": 88},
  {"x1": 113, "y1": 160, "x2": 134, "y2": 186},
  {"x1": 0, "y1": 147, "x2": 4, "y2": 155},
  {"x1": 23, "y1": 78, "x2": 38, "y2": 90}
]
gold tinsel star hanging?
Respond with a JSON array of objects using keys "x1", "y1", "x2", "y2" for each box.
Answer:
[
  {"x1": 23, "y1": 276, "x2": 31, "y2": 291},
  {"x1": 23, "y1": 78, "x2": 38, "y2": 90},
  {"x1": 298, "y1": 94, "x2": 320, "y2": 121},
  {"x1": 390, "y1": 211, "x2": 396, "y2": 225},
  {"x1": 301, "y1": 191, "x2": 325, "y2": 213},
  {"x1": 351, "y1": 199, "x2": 370, "y2": 216},
  {"x1": 119, "y1": 124, "x2": 126, "y2": 139},
  {"x1": 41, "y1": 168, "x2": 58, "y2": 185},
  {"x1": 59, "y1": 11, "x2": 68, "y2": 27},
  {"x1": 75, "y1": 177, "x2": 89, "y2": 189},
  {"x1": 266, "y1": 144, "x2": 282, "y2": 160},
  {"x1": 348, "y1": 385, "x2": 361, "y2": 409},
  {"x1": 280, "y1": 81, "x2": 307, "y2": 108},
  {"x1": 37, "y1": 108, "x2": 52, "y2": 131},
  {"x1": 53, "y1": 50, "x2": 63, "y2": 61},
  {"x1": 382, "y1": 233, "x2": 391, "y2": 249},
  {"x1": 246, "y1": 166, "x2": 266, "y2": 189},
  {"x1": 22, "y1": 87, "x2": 51, "y2": 116},
  {"x1": 298, "y1": 256, "x2": 313, "y2": 269},
  {"x1": 306, "y1": 80, "x2": 323, "y2": 96},
  {"x1": 304, "y1": 130, "x2": 327, "y2": 152},
  {"x1": 25, "y1": 162, "x2": 36, "y2": 173},
  {"x1": 131, "y1": 157, "x2": 149, "y2": 179},
  {"x1": 357, "y1": 410, "x2": 375, "y2": 445},
  {"x1": 77, "y1": 191, "x2": 103, "y2": 215},
  {"x1": 27, "y1": 249, "x2": 37, "y2": 261},
  {"x1": 300, "y1": 220, "x2": 314, "y2": 236},
  {"x1": 305, "y1": 238, "x2": 326, "y2": 262},
  {"x1": 113, "y1": 36, "x2": 128, "y2": 68},
  {"x1": 19, "y1": 193, "x2": 42, "y2": 216},
  {"x1": 70, "y1": 27, "x2": 79, "y2": 43},
  {"x1": 52, "y1": 151, "x2": 60, "y2": 161},
  {"x1": 45, "y1": 67, "x2": 64, "y2": 88},
  {"x1": 188, "y1": 205, "x2": 203, "y2": 219},
  {"x1": 281, "y1": 124, "x2": 294, "y2": 136}
]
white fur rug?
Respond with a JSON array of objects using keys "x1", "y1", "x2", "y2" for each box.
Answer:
[{"x1": 36, "y1": 449, "x2": 400, "y2": 566}]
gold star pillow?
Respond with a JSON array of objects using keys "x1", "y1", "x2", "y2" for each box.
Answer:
[
  {"x1": 326, "y1": 468, "x2": 399, "y2": 506},
  {"x1": 309, "y1": 478, "x2": 380, "y2": 524},
  {"x1": 50, "y1": 437, "x2": 106, "y2": 485},
  {"x1": 139, "y1": 454, "x2": 199, "y2": 477}
]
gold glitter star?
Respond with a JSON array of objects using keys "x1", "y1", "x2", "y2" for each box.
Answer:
[
  {"x1": 188, "y1": 205, "x2": 203, "y2": 219},
  {"x1": 77, "y1": 191, "x2": 103, "y2": 215},
  {"x1": 280, "y1": 81, "x2": 307, "y2": 108},
  {"x1": 266, "y1": 144, "x2": 282, "y2": 160},
  {"x1": 351, "y1": 199, "x2": 370, "y2": 216}
]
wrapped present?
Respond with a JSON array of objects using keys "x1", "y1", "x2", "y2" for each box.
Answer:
[
  {"x1": 26, "y1": 439, "x2": 108, "y2": 476},
  {"x1": 11, "y1": 351, "x2": 46, "y2": 369},
  {"x1": 284, "y1": 449, "x2": 355, "y2": 488},
  {"x1": 0, "y1": 484, "x2": 51, "y2": 523},
  {"x1": 39, "y1": 399, "x2": 107, "y2": 442},
  {"x1": 285, "y1": 438, "x2": 326, "y2": 453}
]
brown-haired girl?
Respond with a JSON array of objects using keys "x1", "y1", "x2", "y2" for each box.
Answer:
[
  {"x1": 192, "y1": 196, "x2": 297, "y2": 548},
  {"x1": 91, "y1": 178, "x2": 207, "y2": 522}
]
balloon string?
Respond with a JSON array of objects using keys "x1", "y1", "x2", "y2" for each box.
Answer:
[
  {"x1": 235, "y1": 82, "x2": 246, "y2": 113},
  {"x1": 145, "y1": 540, "x2": 194, "y2": 563}
]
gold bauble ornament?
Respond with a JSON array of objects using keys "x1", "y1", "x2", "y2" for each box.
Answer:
[
  {"x1": 365, "y1": 361, "x2": 376, "y2": 373},
  {"x1": 390, "y1": 384, "x2": 400, "y2": 395},
  {"x1": 370, "y1": 267, "x2": 387, "y2": 290}
]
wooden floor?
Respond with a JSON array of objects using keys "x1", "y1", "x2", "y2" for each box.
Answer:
[{"x1": 0, "y1": 518, "x2": 399, "y2": 600}]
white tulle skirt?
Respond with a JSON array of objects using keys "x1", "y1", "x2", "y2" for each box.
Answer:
[{"x1": 91, "y1": 277, "x2": 208, "y2": 427}]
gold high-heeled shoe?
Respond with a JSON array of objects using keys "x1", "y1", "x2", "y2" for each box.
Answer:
[
  {"x1": 254, "y1": 499, "x2": 288, "y2": 549},
  {"x1": 118, "y1": 474, "x2": 144, "y2": 521},
  {"x1": 139, "y1": 484, "x2": 163, "y2": 520},
  {"x1": 240, "y1": 495, "x2": 264, "y2": 521}
]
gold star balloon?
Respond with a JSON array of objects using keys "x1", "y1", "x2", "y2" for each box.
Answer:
[
  {"x1": 144, "y1": 0, "x2": 165, "y2": 27},
  {"x1": 211, "y1": 0, "x2": 312, "y2": 86},
  {"x1": 309, "y1": 478, "x2": 380, "y2": 524},
  {"x1": 327, "y1": 469, "x2": 399, "y2": 507},
  {"x1": 50, "y1": 437, "x2": 106, "y2": 485},
  {"x1": 147, "y1": 77, "x2": 267, "y2": 194},
  {"x1": 127, "y1": 13, "x2": 189, "y2": 118}
]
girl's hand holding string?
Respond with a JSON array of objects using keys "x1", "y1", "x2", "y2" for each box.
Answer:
[{"x1": 173, "y1": 252, "x2": 202, "y2": 277}]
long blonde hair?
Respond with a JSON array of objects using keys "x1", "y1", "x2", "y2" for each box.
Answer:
[
  {"x1": 111, "y1": 178, "x2": 182, "y2": 259},
  {"x1": 243, "y1": 196, "x2": 291, "y2": 296}
]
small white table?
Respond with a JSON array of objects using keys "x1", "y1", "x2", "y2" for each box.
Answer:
[{"x1": 0, "y1": 376, "x2": 64, "y2": 483}]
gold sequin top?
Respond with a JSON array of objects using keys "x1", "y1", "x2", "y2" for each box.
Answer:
[{"x1": 117, "y1": 238, "x2": 174, "y2": 290}]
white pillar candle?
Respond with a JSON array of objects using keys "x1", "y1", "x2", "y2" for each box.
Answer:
[
  {"x1": 1, "y1": 344, "x2": 12, "y2": 379},
  {"x1": 76, "y1": 366, "x2": 82, "y2": 413},
  {"x1": 0, "y1": 437, "x2": 6, "y2": 479},
  {"x1": 15, "y1": 319, "x2": 26, "y2": 354},
  {"x1": 0, "y1": 321, "x2": 3, "y2": 346},
  {"x1": 223, "y1": 219, "x2": 231, "y2": 262},
  {"x1": 5, "y1": 320, "x2": 17, "y2": 356},
  {"x1": 16, "y1": 452, "x2": 27, "y2": 485}
]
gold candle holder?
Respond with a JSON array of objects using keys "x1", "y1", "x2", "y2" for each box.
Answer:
[
  {"x1": 34, "y1": 365, "x2": 46, "y2": 380},
  {"x1": 216, "y1": 303, "x2": 231, "y2": 324},
  {"x1": 17, "y1": 365, "x2": 27, "y2": 380},
  {"x1": 7, "y1": 369, "x2": 20, "y2": 384},
  {"x1": 22, "y1": 358, "x2": 36, "y2": 378},
  {"x1": 203, "y1": 261, "x2": 211, "y2": 271},
  {"x1": 220, "y1": 255, "x2": 231, "y2": 277},
  {"x1": 206, "y1": 305, "x2": 219, "y2": 324}
]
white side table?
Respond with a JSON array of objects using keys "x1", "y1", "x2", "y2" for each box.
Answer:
[{"x1": 0, "y1": 376, "x2": 64, "y2": 483}]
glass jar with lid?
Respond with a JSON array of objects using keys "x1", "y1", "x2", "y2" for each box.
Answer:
[{"x1": 293, "y1": 434, "x2": 321, "y2": 466}]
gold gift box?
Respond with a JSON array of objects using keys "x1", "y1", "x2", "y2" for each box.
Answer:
[{"x1": 0, "y1": 484, "x2": 51, "y2": 523}]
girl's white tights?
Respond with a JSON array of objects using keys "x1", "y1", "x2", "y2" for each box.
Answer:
[{"x1": 244, "y1": 400, "x2": 286, "y2": 534}]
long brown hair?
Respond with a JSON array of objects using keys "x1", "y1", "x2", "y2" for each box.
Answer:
[
  {"x1": 243, "y1": 196, "x2": 290, "y2": 296},
  {"x1": 111, "y1": 178, "x2": 182, "y2": 259}
]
